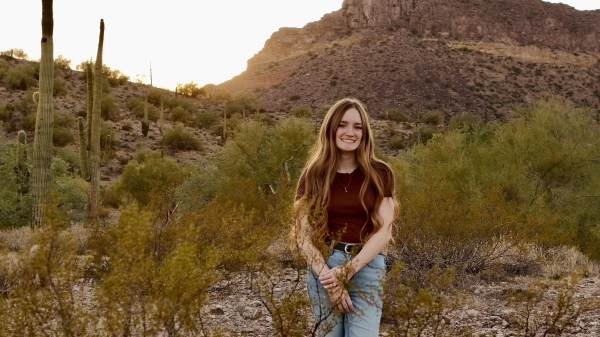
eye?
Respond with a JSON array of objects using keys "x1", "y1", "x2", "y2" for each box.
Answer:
[{"x1": 338, "y1": 123, "x2": 346, "y2": 128}]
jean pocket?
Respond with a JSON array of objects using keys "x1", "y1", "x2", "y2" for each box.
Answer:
[{"x1": 366, "y1": 255, "x2": 386, "y2": 270}]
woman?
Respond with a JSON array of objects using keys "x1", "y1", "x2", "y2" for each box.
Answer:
[{"x1": 293, "y1": 98, "x2": 399, "y2": 336}]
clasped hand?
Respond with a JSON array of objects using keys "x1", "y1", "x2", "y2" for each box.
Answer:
[{"x1": 319, "y1": 266, "x2": 354, "y2": 312}]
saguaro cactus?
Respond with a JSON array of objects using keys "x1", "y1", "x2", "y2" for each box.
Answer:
[
  {"x1": 30, "y1": 0, "x2": 54, "y2": 227},
  {"x1": 142, "y1": 94, "x2": 149, "y2": 137},
  {"x1": 101, "y1": 135, "x2": 111, "y2": 167},
  {"x1": 87, "y1": 19, "x2": 104, "y2": 218},
  {"x1": 15, "y1": 130, "x2": 29, "y2": 195},
  {"x1": 77, "y1": 117, "x2": 90, "y2": 179}
]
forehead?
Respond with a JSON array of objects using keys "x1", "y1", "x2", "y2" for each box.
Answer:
[{"x1": 340, "y1": 108, "x2": 362, "y2": 122}]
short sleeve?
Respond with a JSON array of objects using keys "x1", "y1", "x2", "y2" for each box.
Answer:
[
  {"x1": 295, "y1": 171, "x2": 306, "y2": 201},
  {"x1": 379, "y1": 165, "x2": 394, "y2": 198}
]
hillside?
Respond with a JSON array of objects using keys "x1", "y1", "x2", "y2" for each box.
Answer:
[{"x1": 218, "y1": 0, "x2": 600, "y2": 120}]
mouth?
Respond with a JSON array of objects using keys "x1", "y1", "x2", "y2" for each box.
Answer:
[{"x1": 341, "y1": 139, "x2": 356, "y2": 143}]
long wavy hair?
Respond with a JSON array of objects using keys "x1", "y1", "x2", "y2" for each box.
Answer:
[{"x1": 292, "y1": 98, "x2": 398, "y2": 247}]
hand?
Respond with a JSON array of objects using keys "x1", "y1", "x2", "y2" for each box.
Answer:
[{"x1": 319, "y1": 266, "x2": 354, "y2": 312}]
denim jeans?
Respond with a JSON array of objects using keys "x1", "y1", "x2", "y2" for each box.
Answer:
[{"x1": 306, "y1": 247, "x2": 386, "y2": 337}]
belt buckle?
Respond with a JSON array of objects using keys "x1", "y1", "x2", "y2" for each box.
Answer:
[{"x1": 344, "y1": 244, "x2": 360, "y2": 254}]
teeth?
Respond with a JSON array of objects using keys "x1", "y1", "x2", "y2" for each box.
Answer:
[{"x1": 342, "y1": 139, "x2": 355, "y2": 143}]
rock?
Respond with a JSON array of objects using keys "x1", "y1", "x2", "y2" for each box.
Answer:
[
  {"x1": 210, "y1": 306, "x2": 225, "y2": 315},
  {"x1": 466, "y1": 309, "x2": 480, "y2": 317},
  {"x1": 240, "y1": 306, "x2": 262, "y2": 320}
]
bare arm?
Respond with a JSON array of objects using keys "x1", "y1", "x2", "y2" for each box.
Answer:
[{"x1": 295, "y1": 209, "x2": 329, "y2": 275}]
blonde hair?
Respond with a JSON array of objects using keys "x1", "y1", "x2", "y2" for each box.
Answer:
[{"x1": 292, "y1": 98, "x2": 398, "y2": 245}]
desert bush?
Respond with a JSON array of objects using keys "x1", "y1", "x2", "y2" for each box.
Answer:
[
  {"x1": 164, "y1": 96, "x2": 198, "y2": 115},
  {"x1": 409, "y1": 125, "x2": 435, "y2": 145},
  {"x1": 127, "y1": 96, "x2": 159, "y2": 122},
  {"x1": 176, "y1": 81, "x2": 205, "y2": 98},
  {"x1": 225, "y1": 92, "x2": 258, "y2": 116},
  {"x1": 53, "y1": 54, "x2": 71, "y2": 70},
  {"x1": 388, "y1": 107, "x2": 409, "y2": 122},
  {"x1": 195, "y1": 110, "x2": 219, "y2": 129},
  {"x1": 147, "y1": 87, "x2": 168, "y2": 106},
  {"x1": 211, "y1": 88, "x2": 232, "y2": 101},
  {"x1": 14, "y1": 91, "x2": 36, "y2": 116},
  {"x1": 0, "y1": 226, "x2": 32, "y2": 252},
  {"x1": 20, "y1": 113, "x2": 36, "y2": 132},
  {"x1": 103, "y1": 150, "x2": 189, "y2": 207},
  {"x1": 6, "y1": 64, "x2": 37, "y2": 90},
  {"x1": 291, "y1": 105, "x2": 313, "y2": 118},
  {"x1": 289, "y1": 94, "x2": 301, "y2": 101},
  {"x1": 210, "y1": 112, "x2": 243, "y2": 138},
  {"x1": 389, "y1": 135, "x2": 405, "y2": 150},
  {"x1": 101, "y1": 93, "x2": 119, "y2": 121},
  {"x1": 0, "y1": 59, "x2": 9, "y2": 81},
  {"x1": 0, "y1": 104, "x2": 12, "y2": 122},
  {"x1": 170, "y1": 106, "x2": 191, "y2": 124},
  {"x1": 52, "y1": 127, "x2": 74, "y2": 146},
  {"x1": 53, "y1": 77, "x2": 67, "y2": 96},
  {"x1": 160, "y1": 123, "x2": 203, "y2": 151},
  {"x1": 448, "y1": 112, "x2": 482, "y2": 130},
  {"x1": 421, "y1": 111, "x2": 443, "y2": 125}
]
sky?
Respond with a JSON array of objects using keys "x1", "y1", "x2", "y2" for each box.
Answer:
[{"x1": 0, "y1": 0, "x2": 597, "y2": 89}]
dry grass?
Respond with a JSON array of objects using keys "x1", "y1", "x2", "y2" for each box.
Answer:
[{"x1": 0, "y1": 226, "x2": 33, "y2": 252}]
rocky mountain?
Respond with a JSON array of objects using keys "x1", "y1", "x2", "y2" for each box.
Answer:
[{"x1": 219, "y1": 0, "x2": 600, "y2": 120}]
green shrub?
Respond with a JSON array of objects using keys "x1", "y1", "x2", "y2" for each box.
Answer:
[
  {"x1": 389, "y1": 135, "x2": 405, "y2": 150},
  {"x1": 53, "y1": 77, "x2": 67, "y2": 97},
  {"x1": 289, "y1": 94, "x2": 301, "y2": 101},
  {"x1": 225, "y1": 92, "x2": 258, "y2": 116},
  {"x1": 54, "y1": 111, "x2": 75, "y2": 128},
  {"x1": 14, "y1": 91, "x2": 36, "y2": 115},
  {"x1": 291, "y1": 105, "x2": 313, "y2": 118},
  {"x1": 410, "y1": 125, "x2": 435, "y2": 144},
  {"x1": 388, "y1": 108, "x2": 409, "y2": 122},
  {"x1": 170, "y1": 106, "x2": 190, "y2": 124},
  {"x1": 448, "y1": 113, "x2": 482, "y2": 130},
  {"x1": 20, "y1": 113, "x2": 36, "y2": 131},
  {"x1": 127, "y1": 97, "x2": 159, "y2": 122},
  {"x1": 6, "y1": 65, "x2": 37, "y2": 90},
  {"x1": 53, "y1": 127, "x2": 74, "y2": 147},
  {"x1": 176, "y1": 81, "x2": 205, "y2": 98},
  {"x1": 161, "y1": 124, "x2": 203, "y2": 152},
  {"x1": 104, "y1": 150, "x2": 189, "y2": 207},
  {"x1": 147, "y1": 87, "x2": 168, "y2": 106},
  {"x1": 0, "y1": 59, "x2": 9, "y2": 81},
  {"x1": 195, "y1": 110, "x2": 219, "y2": 129},
  {"x1": 0, "y1": 104, "x2": 13, "y2": 122},
  {"x1": 164, "y1": 96, "x2": 198, "y2": 115},
  {"x1": 101, "y1": 93, "x2": 119, "y2": 121},
  {"x1": 421, "y1": 111, "x2": 442, "y2": 125},
  {"x1": 54, "y1": 55, "x2": 71, "y2": 70},
  {"x1": 210, "y1": 113, "x2": 242, "y2": 138}
]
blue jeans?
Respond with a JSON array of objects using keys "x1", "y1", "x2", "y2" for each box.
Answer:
[{"x1": 306, "y1": 247, "x2": 386, "y2": 337}]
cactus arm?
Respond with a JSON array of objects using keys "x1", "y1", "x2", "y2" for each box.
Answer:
[
  {"x1": 87, "y1": 19, "x2": 104, "y2": 217},
  {"x1": 30, "y1": 0, "x2": 54, "y2": 227},
  {"x1": 142, "y1": 93, "x2": 149, "y2": 137},
  {"x1": 86, "y1": 62, "x2": 93, "y2": 150}
]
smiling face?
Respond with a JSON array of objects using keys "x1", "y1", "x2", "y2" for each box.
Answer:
[{"x1": 335, "y1": 107, "x2": 363, "y2": 154}]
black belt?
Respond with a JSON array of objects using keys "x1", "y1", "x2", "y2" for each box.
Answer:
[{"x1": 331, "y1": 242, "x2": 385, "y2": 256}]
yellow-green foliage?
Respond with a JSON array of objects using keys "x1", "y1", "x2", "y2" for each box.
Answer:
[
  {"x1": 0, "y1": 195, "x2": 89, "y2": 335},
  {"x1": 6, "y1": 64, "x2": 37, "y2": 90},
  {"x1": 0, "y1": 58, "x2": 9, "y2": 80},
  {"x1": 195, "y1": 109, "x2": 219, "y2": 129},
  {"x1": 0, "y1": 140, "x2": 31, "y2": 228},
  {"x1": 170, "y1": 106, "x2": 191, "y2": 124},
  {"x1": 448, "y1": 112, "x2": 482, "y2": 130},
  {"x1": 127, "y1": 96, "x2": 159, "y2": 121},
  {"x1": 225, "y1": 92, "x2": 258, "y2": 116},
  {"x1": 104, "y1": 150, "x2": 189, "y2": 207},
  {"x1": 176, "y1": 81, "x2": 205, "y2": 98},
  {"x1": 100, "y1": 93, "x2": 119, "y2": 121},
  {"x1": 395, "y1": 98, "x2": 600, "y2": 271},
  {"x1": 161, "y1": 123, "x2": 203, "y2": 151},
  {"x1": 291, "y1": 105, "x2": 313, "y2": 118},
  {"x1": 388, "y1": 107, "x2": 410, "y2": 123}
]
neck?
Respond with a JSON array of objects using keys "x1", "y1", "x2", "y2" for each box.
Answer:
[{"x1": 337, "y1": 152, "x2": 358, "y2": 173}]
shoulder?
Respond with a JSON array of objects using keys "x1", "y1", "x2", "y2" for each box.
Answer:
[{"x1": 371, "y1": 160, "x2": 394, "y2": 196}]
